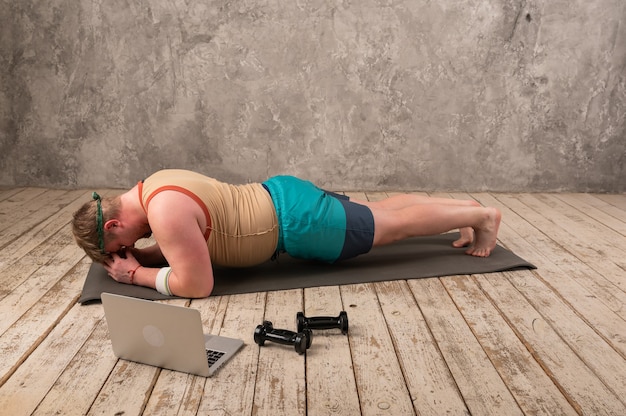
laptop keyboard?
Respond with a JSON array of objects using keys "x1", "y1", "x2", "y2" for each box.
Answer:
[{"x1": 206, "y1": 349, "x2": 225, "y2": 367}]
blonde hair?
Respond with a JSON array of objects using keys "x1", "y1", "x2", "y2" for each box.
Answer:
[{"x1": 72, "y1": 196, "x2": 121, "y2": 263}]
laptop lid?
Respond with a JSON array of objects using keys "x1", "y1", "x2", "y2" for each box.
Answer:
[{"x1": 101, "y1": 293, "x2": 243, "y2": 377}]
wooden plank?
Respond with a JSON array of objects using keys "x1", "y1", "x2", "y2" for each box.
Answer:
[
  {"x1": 31, "y1": 317, "x2": 118, "y2": 416},
  {"x1": 375, "y1": 279, "x2": 468, "y2": 415},
  {"x1": 471, "y1": 192, "x2": 626, "y2": 340},
  {"x1": 0, "y1": 258, "x2": 91, "y2": 385},
  {"x1": 493, "y1": 194, "x2": 626, "y2": 295},
  {"x1": 196, "y1": 292, "x2": 267, "y2": 415},
  {"x1": 303, "y1": 285, "x2": 361, "y2": 414},
  {"x1": 1, "y1": 188, "x2": 625, "y2": 416},
  {"x1": 0, "y1": 233, "x2": 62, "y2": 299},
  {"x1": 0, "y1": 227, "x2": 84, "y2": 297},
  {"x1": 594, "y1": 194, "x2": 626, "y2": 211},
  {"x1": 0, "y1": 187, "x2": 48, "y2": 218},
  {"x1": 477, "y1": 272, "x2": 626, "y2": 415},
  {"x1": 87, "y1": 360, "x2": 160, "y2": 415},
  {"x1": 408, "y1": 278, "x2": 523, "y2": 416},
  {"x1": 532, "y1": 193, "x2": 626, "y2": 270},
  {"x1": 142, "y1": 295, "x2": 230, "y2": 416},
  {"x1": 0, "y1": 295, "x2": 105, "y2": 416},
  {"x1": 533, "y1": 193, "x2": 626, "y2": 259},
  {"x1": 0, "y1": 187, "x2": 27, "y2": 203},
  {"x1": 340, "y1": 283, "x2": 416, "y2": 416},
  {"x1": 0, "y1": 189, "x2": 94, "y2": 265},
  {"x1": 0, "y1": 189, "x2": 73, "y2": 248},
  {"x1": 567, "y1": 193, "x2": 626, "y2": 213},
  {"x1": 555, "y1": 193, "x2": 626, "y2": 236},
  {"x1": 253, "y1": 289, "x2": 307, "y2": 415},
  {"x1": 0, "y1": 235, "x2": 86, "y2": 336},
  {"x1": 142, "y1": 367, "x2": 200, "y2": 416},
  {"x1": 442, "y1": 275, "x2": 578, "y2": 415},
  {"x1": 503, "y1": 270, "x2": 626, "y2": 397},
  {"x1": 0, "y1": 189, "x2": 112, "y2": 303},
  {"x1": 85, "y1": 299, "x2": 190, "y2": 415},
  {"x1": 0, "y1": 231, "x2": 89, "y2": 305}
]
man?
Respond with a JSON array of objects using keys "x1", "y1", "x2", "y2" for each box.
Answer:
[{"x1": 72, "y1": 169, "x2": 501, "y2": 298}]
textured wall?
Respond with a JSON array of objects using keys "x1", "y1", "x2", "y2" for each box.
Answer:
[{"x1": 1, "y1": 0, "x2": 625, "y2": 191}]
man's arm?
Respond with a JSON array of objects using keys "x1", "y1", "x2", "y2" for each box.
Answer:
[
  {"x1": 140, "y1": 191, "x2": 215, "y2": 298},
  {"x1": 129, "y1": 243, "x2": 166, "y2": 266}
]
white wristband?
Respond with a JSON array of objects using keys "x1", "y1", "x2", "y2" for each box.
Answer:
[{"x1": 155, "y1": 267, "x2": 172, "y2": 296}]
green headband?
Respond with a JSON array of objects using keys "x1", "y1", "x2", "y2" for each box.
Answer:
[{"x1": 92, "y1": 192, "x2": 105, "y2": 254}]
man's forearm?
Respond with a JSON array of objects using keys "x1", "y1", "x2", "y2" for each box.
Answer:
[{"x1": 131, "y1": 244, "x2": 166, "y2": 266}]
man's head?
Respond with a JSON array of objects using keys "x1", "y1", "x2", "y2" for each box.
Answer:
[{"x1": 72, "y1": 193, "x2": 121, "y2": 263}]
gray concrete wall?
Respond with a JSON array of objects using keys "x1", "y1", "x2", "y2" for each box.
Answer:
[{"x1": 1, "y1": 0, "x2": 624, "y2": 192}]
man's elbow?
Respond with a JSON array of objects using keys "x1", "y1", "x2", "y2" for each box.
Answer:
[
  {"x1": 190, "y1": 281, "x2": 214, "y2": 298},
  {"x1": 186, "y1": 277, "x2": 214, "y2": 298},
  {"x1": 174, "y1": 273, "x2": 214, "y2": 298}
]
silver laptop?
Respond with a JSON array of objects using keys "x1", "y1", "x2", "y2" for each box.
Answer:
[{"x1": 101, "y1": 293, "x2": 244, "y2": 377}]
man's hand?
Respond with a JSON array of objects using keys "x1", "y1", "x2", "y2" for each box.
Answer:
[{"x1": 103, "y1": 249, "x2": 141, "y2": 285}]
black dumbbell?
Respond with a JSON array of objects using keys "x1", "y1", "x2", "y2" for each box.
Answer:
[
  {"x1": 296, "y1": 311, "x2": 349, "y2": 335},
  {"x1": 254, "y1": 320, "x2": 312, "y2": 354}
]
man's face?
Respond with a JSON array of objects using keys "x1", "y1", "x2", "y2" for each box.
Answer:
[
  {"x1": 103, "y1": 226, "x2": 151, "y2": 255},
  {"x1": 104, "y1": 238, "x2": 132, "y2": 256}
]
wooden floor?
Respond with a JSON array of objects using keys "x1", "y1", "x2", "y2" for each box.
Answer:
[{"x1": 0, "y1": 187, "x2": 625, "y2": 415}]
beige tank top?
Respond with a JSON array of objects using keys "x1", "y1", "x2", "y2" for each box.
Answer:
[{"x1": 138, "y1": 169, "x2": 278, "y2": 267}]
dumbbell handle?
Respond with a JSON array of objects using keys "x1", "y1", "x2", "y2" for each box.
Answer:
[
  {"x1": 297, "y1": 311, "x2": 349, "y2": 334},
  {"x1": 254, "y1": 322, "x2": 311, "y2": 354},
  {"x1": 302, "y1": 316, "x2": 339, "y2": 328},
  {"x1": 263, "y1": 328, "x2": 302, "y2": 345}
]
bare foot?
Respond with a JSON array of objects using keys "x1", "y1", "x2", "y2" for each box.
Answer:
[
  {"x1": 465, "y1": 207, "x2": 502, "y2": 257},
  {"x1": 452, "y1": 227, "x2": 474, "y2": 247}
]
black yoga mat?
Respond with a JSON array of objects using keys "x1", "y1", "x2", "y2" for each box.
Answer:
[{"x1": 78, "y1": 232, "x2": 535, "y2": 304}]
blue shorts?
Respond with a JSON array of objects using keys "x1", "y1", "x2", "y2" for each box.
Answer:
[{"x1": 262, "y1": 176, "x2": 375, "y2": 263}]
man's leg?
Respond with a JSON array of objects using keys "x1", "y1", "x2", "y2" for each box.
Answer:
[
  {"x1": 351, "y1": 194, "x2": 481, "y2": 248},
  {"x1": 367, "y1": 202, "x2": 501, "y2": 257}
]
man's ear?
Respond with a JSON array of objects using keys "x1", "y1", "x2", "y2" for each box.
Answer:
[{"x1": 103, "y1": 219, "x2": 120, "y2": 231}]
